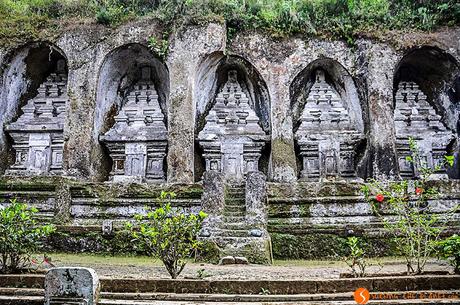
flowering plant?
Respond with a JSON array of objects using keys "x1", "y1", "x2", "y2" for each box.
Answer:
[{"x1": 361, "y1": 138, "x2": 457, "y2": 274}]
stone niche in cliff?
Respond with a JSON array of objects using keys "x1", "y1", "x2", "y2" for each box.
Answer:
[
  {"x1": 294, "y1": 68, "x2": 364, "y2": 181},
  {"x1": 394, "y1": 81, "x2": 454, "y2": 178},
  {"x1": 197, "y1": 70, "x2": 269, "y2": 182},
  {"x1": 94, "y1": 43, "x2": 169, "y2": 182},
  {"x1": 393, "y1": 47, "x2": 458, "y2": 179},
  {"x1": 5, "y1": 58, "x2": 68, "y2": 175},
  {"x1": 100, "y1": 67, "x2": 167, "y2": 182}
]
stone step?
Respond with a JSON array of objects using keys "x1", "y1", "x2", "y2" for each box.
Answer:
[
  {"x1": 96, "y1": 299, "x2": 460, "y2": 305},
  {"x1": 226, "y1": 187, "x2": 245, "y2": 191},
  {"x1": 225, "y1": 198, "x2": 246, "y2": 204},
  {"x1": 224, "y1": 205, "x2": 246, "y2": 212},
  {"x1": 220, "y1": 229, "x2": 250, "y2": 237},
  {"x1": 0, "y1": 295, "x2": 43, "y2": 304},
  {"x1": 1, "y1": 293, "x2": 459, "y2": 305},
  {"x1": 225, "y1": 194, "x2": 245, "y2": 199},
  {"x1": 222, "y1": 211, "x2": 246, "y2": 217},
  {"x1": 1, "y1": 283, "x2": 459, "y2": 305},
  {"x1": 224, "y1": 204, "x2": 246, "y2": 210},
  {"x1": 101, "y1": 291, "x2": 349, "y2": 302},
  {"x1": 98, "y1": 290, "x2": 460, "y2": 304},
  {"x1": 0, "y1": 288, "x2": 43, "y2": 296},
  {"x1": 222, "y1": 217, "x2": 246, "y2": 224},
  {"x1": 221, "y1": 222, "x2": 253, "y2": 230},
  {"x1": 226, "y1": 187, "x2": 246, "y2": 195},
  {"x1": 219, "y1": 236, "x2": 261, "y2": 244},
  {"x1": 226, "y1": 184, "x2": 245, "y2": 189},
  {"x1": 223, "y1": 206, "x2": 245, "y2": 212}
]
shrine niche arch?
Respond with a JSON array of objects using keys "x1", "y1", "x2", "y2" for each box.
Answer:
[
  {"x1": 290, "y1": 58, "x2": 366, "y2": 181},
  {"x1": 194, "y1": 52, "x2": 271, "y2": 182},
  {"x1": 0, "y1": 42, "x2": 68, "y2": 175},
  {"x1": 93, "y1": 43, "x2": 169, "y2": 182},
  {"x1": 393, "y1": 46, "x2": 459, "y2": 179}
]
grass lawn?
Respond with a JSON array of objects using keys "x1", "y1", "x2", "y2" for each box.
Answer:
[{"x1": 46, "y1": 252, "x2": 410, "y2": 268}]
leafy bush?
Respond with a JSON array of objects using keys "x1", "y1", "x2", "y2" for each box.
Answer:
[
  {"x1": 0, "y1": 199, "x2": 55, "y2": 274},
  {"x1": 362, "y1": 138, "x2": 457, "y2": 275},
  {"x1": 343, "y1": 236, "x2": 367, "y2": 277},
  {"x1": 126, "y1": 191, "x2": 207, "y2": 279},
  {"x1": 436, "y1": 234, "x2": 460, "y2": 274},
  {"x1": 94, "y1": 0, "x2": 129, "y2": 25},
  {"x1": 147, "y1": 36, "x2": 169, "y2": 60}
]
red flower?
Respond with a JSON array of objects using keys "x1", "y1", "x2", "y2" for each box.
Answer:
[
  {"x1": 375, "y1": 194, "x2": 384, "y2": 202},
  {"x1": 415, "y1": 187, "x2": 424, "y2": 195},
  {"x1": 31, "y1": 259, "x2": 38, "y2": 265}
]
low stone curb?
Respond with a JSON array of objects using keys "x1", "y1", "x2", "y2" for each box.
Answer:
[{"x1": 1, "y1": 274, "x2": 459, "y2": 295}]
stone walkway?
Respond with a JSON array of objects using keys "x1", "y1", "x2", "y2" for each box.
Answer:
[{"x1": 48, "y1": 255, "x2": 453, "y2": 280}]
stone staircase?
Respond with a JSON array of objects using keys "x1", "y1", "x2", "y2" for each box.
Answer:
[
  {"x1": 210, "y1": 183, "x2": 272, "y2": 263},
  {"x1": 220, "y1": 184, "x2": 249, "y2": 238}
]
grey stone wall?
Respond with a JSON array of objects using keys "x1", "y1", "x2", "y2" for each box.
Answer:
[
  {"x1": 0, "y1": 23, "x2": 458, "y2": 260},
  {"x1": 0, "y1": 22, "x2": 458, "y2": 182}
]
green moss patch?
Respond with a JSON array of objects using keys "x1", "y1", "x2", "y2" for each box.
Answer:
[{"x1": 271, "y1": 232, "x2": 398, "y2": 259}]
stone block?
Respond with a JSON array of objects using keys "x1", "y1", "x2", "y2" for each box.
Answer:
[
  {"x1": 45, "y1": 267, "x2": 100, "y2": 305},
  {"x1": 201, "y1": 171, "x2": 225, "y2": 214},
  {"x1": 245, "y1": 171, "x2": 267, "y2": 225},
  {"x1": 234, "y1": 256, "x2": 249, "y2": 264},
  {"x1": 219, "y1": 256, "x2": 235, "y2": 265}
]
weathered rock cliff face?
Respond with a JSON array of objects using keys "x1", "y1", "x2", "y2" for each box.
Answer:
[{"x1": 0, "y1": 21, "x2": 458, "y2": 261}]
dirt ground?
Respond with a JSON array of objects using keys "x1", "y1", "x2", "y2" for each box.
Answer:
[{"x1": 41, "y1": 254, "x2": 454, "y2": 280}]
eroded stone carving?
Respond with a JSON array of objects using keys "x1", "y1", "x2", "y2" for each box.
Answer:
[
  {"x1": 197, "y1": 70, "x2": 269, "y2": 182},
  {"x1": 5, "y1": 59, "x2": 67, "y2": 175},
  {"x1": 394, "y1": 81, "x2": 454, "y2": 178},
  {"x1": 45, "y1": 267, "x2": 100, "y2": 305},
  {"x1": 100, "y1": 67, "x2": 167, "y2": 182},
  {"x1": 295, "y1": 70, "x2": 364, "y2": 181}
]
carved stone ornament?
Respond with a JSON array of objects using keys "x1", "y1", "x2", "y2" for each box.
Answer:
[
  {"x1": 197, "y1": 70, "x2": 269, "y2": 182},
  {"x1": 394, "y1": 81, "x2": 454, "y2": 178},
  {"x1": 295, "y1": 69, "x2": 364, "y2": 181},
  {"x1": 5, "y1": 59, "x2": 67, "y2": 175},
  {"x1": 100, "y1": 67, "x2": 167, "y2": 182}
]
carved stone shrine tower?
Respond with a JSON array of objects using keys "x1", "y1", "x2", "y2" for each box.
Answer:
[
  {"x1": 5, "y1": 59, "x2": 68, "y2": 175},
  {"x1": 394, "y1": 81, "x2": 454, "y2": 178},
  {"x1": 100, "y1": 67, "x2": 167, "y2": 182},
  {"x1": 197, "y1": 70, "x2": 269, "y2": 182},
  {"x1": 295, "y1": 70, "x2": 364, "y2": 181}
]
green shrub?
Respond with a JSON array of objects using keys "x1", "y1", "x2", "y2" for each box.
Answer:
[
  {"x1": 343, "y1": 236, "x2": 368, "y2": 277},
  {"x1": 147, "y1": 36, "x2": 169, "y2": 60},
  {"x1": 362, "y1": 138, "x2": 457, "y2": 275},
  {"x1": 0, "y1": 199, "x2": 55, "y2": 274},
  {"x1": 126, "y1": 191, "x2": 207, "y2": 279},
  {"x1": 436, "y1": 234, "x2": 460, "y2": 274},
  {"x1": 95, "y1": 1, "x2": 127, "y2": 25}
]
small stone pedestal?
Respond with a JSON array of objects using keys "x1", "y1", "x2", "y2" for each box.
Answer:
[{"x1": 45, "y1": 267, "x2": 100, "y2": 305}]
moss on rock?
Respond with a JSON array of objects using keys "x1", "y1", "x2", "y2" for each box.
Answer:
[
  {"x1": 271, "y1": 232, "x2": 398, "y2": 259},
  {"x1": 195, "y1": 240, "x2": 221, "y2": 264}
]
